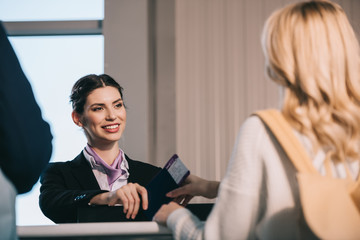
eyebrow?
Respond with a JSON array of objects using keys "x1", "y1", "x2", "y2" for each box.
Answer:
[{"x1": 90, "y1": 98, "x2": 123, "y2": 107}]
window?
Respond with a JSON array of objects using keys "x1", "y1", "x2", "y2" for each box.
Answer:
[
  {"x1": 1, "y1": 0, "x2": 104, "y2": 225},
  {"x1": 0, "y1": 0, "x2": 103, "y2": 21}
]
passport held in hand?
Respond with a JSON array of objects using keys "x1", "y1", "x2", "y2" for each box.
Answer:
[{"x1": 144, "y1": 154, "x2": 190, "y2": 220}]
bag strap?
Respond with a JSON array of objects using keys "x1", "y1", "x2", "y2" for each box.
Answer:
[
  {"x1": 254, "y1": 109, "x2": 318, "y2": 174},
  {"x1": 255, "y1": 109, "x2": 360, "y2": 213}
]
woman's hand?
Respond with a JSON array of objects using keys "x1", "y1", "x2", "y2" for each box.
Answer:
[
  {"x1": 166, "y1": 174, "x2": 220, "y2": 205},
  {"x1": 90, "y1": 182, "x2": 148, "y2": 219},
  {"x1": 153, "y1": 202, "x2": 183, "y2": 226}
]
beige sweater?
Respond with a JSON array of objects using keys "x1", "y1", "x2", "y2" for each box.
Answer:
[{"x1": 167, "y1": 115, "x2": 359, "y2": 240}]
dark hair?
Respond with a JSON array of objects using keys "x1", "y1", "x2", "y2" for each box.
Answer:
[{"x1": 70, "y1": 74, "x2": 125, "y2": 114}]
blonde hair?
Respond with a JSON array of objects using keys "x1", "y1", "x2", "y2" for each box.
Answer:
[{"x1": 262, "y1": 0, "x2": 360, "y2": 162}]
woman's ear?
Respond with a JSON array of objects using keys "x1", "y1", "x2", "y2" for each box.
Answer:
[{"x1": 71, "y1": 111, "x2": 83, "y2": 127}]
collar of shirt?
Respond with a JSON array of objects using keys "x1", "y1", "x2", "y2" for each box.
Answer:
[{"x1": 83, "y1": 146, "x2": 130, "y2": 191}]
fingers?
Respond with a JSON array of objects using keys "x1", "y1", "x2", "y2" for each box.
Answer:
[
  {"x1": 181, "y1": 195, "x2": 193, "y2": 206},
  {"x1": 173, "y1": 194, "x2": 194, "y2": 206},
  {"x1": 173, "y1": 195, "x2": 184, "y2": 204},
  {"x1": 166, "y1": 174, "x2": 200, "y2": 198},
  {"x1": 136, "y1": 184, "x2": 148, "y2": 210},
  {"x1": 128, "y1": 189, "x2": 139, "y2": 219},
  {"x1": 110, "y1": 183, "x2": 148, "y2": 219},
  {"x1": 123, "y1": 187, "x2": 136, "y2": 219},
  {"x1": 129, "y1": 184, "x2": 148, "y2": 219},
  {"x1": 166, "y1": 185, "x2": 190, "y2": 198}
]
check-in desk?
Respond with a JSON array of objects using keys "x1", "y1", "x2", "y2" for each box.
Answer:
[
  {"x1": 18, "y1": 203, "x2": 213, "y2": 240},
  {"x1": 18, "y1": 222, "x2": 173, "y2": 240}
]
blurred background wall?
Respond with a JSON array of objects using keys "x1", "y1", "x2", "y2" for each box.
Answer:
[{"x1": 105, "y1": 1, "x2": 359, "y2": 204}]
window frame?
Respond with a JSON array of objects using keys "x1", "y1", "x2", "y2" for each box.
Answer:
[{"x1": 3, "y1": 20, "x2": 102, "y2": 36}]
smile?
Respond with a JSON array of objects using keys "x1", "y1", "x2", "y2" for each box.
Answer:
[{"x1": 102, "y1": 124, "x2": 119, "y2": 129}]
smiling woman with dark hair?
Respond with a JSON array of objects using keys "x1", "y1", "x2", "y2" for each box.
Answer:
[{"x1": 39, "y1": 74, "x2": 161, "y2": 223}]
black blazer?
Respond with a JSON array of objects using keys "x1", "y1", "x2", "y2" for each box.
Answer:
[
  {"x1": 39, "y1": 152, "x2": 161, "y2": 223},
  {"x1": 0, "y1": 22, "x2": 52, "y2": 194}
]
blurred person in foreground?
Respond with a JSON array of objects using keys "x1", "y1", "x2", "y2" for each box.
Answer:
[{"x1": 0, "y1": 21, "x2": 53, "y2": 239}]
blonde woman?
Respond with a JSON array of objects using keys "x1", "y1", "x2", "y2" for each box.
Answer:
[{"x1": 153, "y1": 1, "x2": 360, "y2": 239}]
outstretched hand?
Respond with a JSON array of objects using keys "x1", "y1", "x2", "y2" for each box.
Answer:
[{"x1": 166, "y1": 174, "x2": 220, "y2": 205}]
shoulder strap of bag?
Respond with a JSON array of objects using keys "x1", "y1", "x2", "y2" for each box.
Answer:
[
  {"x1": 254, "y1": 109, "x2": 318, "y2": 174},
  {"x1": 255, "y1": 109, "x2": 360, "y2": 240}
]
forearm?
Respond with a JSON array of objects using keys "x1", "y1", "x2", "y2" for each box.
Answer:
[{"x1": 40, "y1": 189, "x2": 106, "y2": 223}]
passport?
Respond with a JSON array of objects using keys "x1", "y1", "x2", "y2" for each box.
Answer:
[{"x1": 144, "y1": 154, "x2": 190, "y2": 220}]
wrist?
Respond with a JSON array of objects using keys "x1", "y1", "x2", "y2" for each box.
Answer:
[
  {"x1": 90, "y1": 192, "x2": 109, "y2": 205},
  {"x1": 204, "y1": 180, "x2": 220, "y2": 199}
]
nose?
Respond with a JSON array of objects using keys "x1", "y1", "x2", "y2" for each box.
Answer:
[{"x1": 105, "y1": 108, "x2": 116, "y2": 121}]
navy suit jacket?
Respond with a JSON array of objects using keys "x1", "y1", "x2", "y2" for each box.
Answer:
[
  {"x1": 0, "y1": 21, "x2": 52, "y2": 194},
  {"x1": 39, "y1": 152, "x2": 161, "y2": 223}
]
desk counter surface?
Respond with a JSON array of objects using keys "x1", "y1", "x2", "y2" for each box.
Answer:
[{"x1": 18, "y1": 222, "x2": 172, "y2": 239}]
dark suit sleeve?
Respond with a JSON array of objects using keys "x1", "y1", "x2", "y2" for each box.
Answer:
[
  {"x1": 0, "y1": 22, "x2": 53, "y2": 194},
  {"x1": 39, "y1": 162, "x2": 107, "y2": 223},
  {"x1": 40, "y1": 155, "x2": 161, "y2": 223}
]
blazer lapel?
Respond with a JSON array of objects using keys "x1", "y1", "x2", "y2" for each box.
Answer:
[
  {"x1": 69, "y1": 153, "x2": 101, "y2": 190},
  {"x1": 126, "y1": 155, "x2": 138, "y2": 183}
]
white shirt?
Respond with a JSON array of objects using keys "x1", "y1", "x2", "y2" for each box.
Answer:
[{"x1": 167, "y1": 115, "x2": 359, "y2": 240}]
